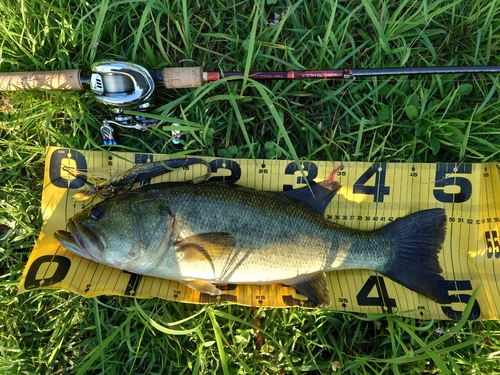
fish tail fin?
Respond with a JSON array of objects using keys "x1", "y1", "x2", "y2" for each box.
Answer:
[{"x1": 378, "y1": 208, "x2": 448, "y2": 303}]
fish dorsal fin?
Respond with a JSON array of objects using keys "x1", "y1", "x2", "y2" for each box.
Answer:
[
  {"x1": 176, "y1": 232, "x2": 236, "y2": 262},
  {"x1": 181, "y1": 280, "x2": 222, "y2": 295},
  {"x1": 289, "y1": 272, "x2": 332, "y2": 308},
  {"x1": 282, "y1": 181, "x2": 340, "y2": 213}
]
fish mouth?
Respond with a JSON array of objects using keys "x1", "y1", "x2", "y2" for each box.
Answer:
[{"x1": 54, "y1": 219, "x2": 105, "y2": 260}]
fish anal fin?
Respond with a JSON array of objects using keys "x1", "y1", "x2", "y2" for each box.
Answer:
[
  {"x1": 176, "y1": 232, "x2": 236, "y2": 262},
  {"x1": 182, "y1": 280, "x2": 222, "y2": 295},
  {"x1": 289, "y1": 272, "x2": 332, "y2": 308}
]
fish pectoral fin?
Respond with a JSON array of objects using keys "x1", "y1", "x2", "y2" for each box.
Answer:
[
  {"x1": 289, "y1": 272, "x2": 332, "y2": 308},
  {"x1": 176, "y1": 232, "x2": 236, "y2": 262},
  {"x1": 182, "y1": 280, "x2": 222, "y2": 295}
]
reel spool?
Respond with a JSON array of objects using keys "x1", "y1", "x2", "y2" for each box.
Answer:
[{"x1": 90, "y1": 61, "x2": 154, "y2": 111}]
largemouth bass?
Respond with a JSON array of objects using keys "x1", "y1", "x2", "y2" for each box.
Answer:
[{"x1": 54, "y1": 181, "x2": 448, "y2": 307}]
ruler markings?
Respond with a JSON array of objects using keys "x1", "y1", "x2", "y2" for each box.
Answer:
[
  {"x1": 483, "y1": 164, "x2": 500, "y2": 314},
  {"x1": 21, "y1": 148, "x2": 500, "y2": 319}
]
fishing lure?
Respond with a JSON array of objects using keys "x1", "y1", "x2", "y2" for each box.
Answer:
[{"x1": 64, "y1": 157, "x2": 211, "y2": 201}]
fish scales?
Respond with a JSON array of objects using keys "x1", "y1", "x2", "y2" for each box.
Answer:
[
  {"x1": 55, "y1": 181, "x2": 448, "y2": 307},
  {"x1": 147, "y1": 183, "x2": 388, "y2": 283}
]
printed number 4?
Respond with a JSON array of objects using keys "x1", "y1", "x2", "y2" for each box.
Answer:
[
  {"x1": 353, "y1": 163, "x2": 390, "y2": 202},
  {"x1": 356, "y1": 276, "x2": 397, "y2": 313}
]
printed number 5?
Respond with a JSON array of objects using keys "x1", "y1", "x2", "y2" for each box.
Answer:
[
  {"x1": 433, "y1": 163, "x2": 472, "y2": 203},
  {"x1": 485, "y1": 231, "x2": 500, "y2": 259},
  {"x1": 440, "y1": 280, "x2": 480, "y2": 320}
]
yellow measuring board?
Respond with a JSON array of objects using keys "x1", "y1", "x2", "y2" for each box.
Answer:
[{"x1": 18, "y1": 147, "x2": 500, "y2": 320}]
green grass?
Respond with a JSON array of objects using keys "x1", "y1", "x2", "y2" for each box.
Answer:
[{"x1": 2, "y1": 0, "x2": 500, "y2": 373}]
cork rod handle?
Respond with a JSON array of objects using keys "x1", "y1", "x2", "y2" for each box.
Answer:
[
  {"x1": 161, "y1": 67, "x2": 204, "y2": 89},
  {"x1": 0, "y1": 69, "x2": 83, "y2": 91}
]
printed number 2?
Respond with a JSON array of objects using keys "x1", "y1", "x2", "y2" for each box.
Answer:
[
  {"x1": 433, "y1": 163, "x2": 472, "y2": 203},
  {"x1": 353, "y1": 163, "x2": 390, "y2": 202}
]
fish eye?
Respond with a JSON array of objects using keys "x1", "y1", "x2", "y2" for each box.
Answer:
[{"x1": 89, "y1": 206, "x2": 105, "y2": 221}]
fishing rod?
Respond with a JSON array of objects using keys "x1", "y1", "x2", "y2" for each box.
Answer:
[{"x1": 2, "y1": 61, "x2": 499, "y2": 143}]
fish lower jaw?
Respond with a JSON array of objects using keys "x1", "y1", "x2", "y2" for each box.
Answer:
[
  {"x1": 65, "y1": 219, "x2": 106, "y2": 258},
  {"x1": 54, "y1": 230, "x2": 88, "y2": 257}
]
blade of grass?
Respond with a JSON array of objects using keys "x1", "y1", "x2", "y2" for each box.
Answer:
[
  {"x1": 133, "y1": 299, "x2": 206, "y2": 334},
  {"x1": 240, "y1": 0, "x2": 261, "y2": 92},
  {"x1": 75, "y1": 311, "x2": 135, "y2": 375},
  {"x1": 87, "y1": 0, "x2": 109, "y2": 62},
  {"x1": 207, "y1": 306, "x2": 230, "y2": 375}
]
